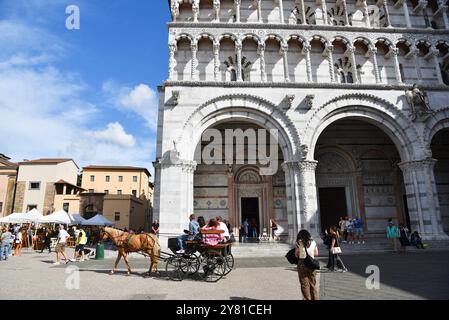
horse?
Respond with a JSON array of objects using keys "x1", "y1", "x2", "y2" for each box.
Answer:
[{"x1": 100, "y1": 227, "x2": 160, "y2": 277}]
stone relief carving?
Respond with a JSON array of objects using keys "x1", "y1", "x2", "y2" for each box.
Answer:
[
  {"x1": 405, "y1": 84, "x2": 435, "y2": 122},
  {"x1": 239, "y1": 171, "x2": 261, "y2": 183}
]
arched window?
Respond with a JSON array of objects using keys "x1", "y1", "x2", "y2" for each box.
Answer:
[
  {"x1": 230, "y1": 69, "x2": 237, "y2": 81},
  {"x1": 347, "y1": 72, "x2": 353, "y2": 84},
  {"x1": 340, "y1": 71, "x2": 345, "y2": 83}
]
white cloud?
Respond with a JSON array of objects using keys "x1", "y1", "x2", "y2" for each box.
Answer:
[
  {"x1": 86, "y1": 122, "x2": 136, "y2": 148},
  {"x1": 103, "y1": 81, "x2": 159, "y2": 130}
]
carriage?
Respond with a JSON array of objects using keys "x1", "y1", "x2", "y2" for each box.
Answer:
[{"x1": 164, "y1": 229, "x2": 234, "y2": 282}]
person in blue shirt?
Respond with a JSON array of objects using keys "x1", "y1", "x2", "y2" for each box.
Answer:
[
  {"x1": 353, "y1": 217, "x2": 365, "y2": 244},
  {"x1": 176, "y1": 214, "x2": 199, "y2": 254}
]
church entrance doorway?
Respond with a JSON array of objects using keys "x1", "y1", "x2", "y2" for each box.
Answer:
[
  {"x1": 318, "y1": 187, "x2": 347, "y2": 232},
  {"x1": 241, "y1": 197, "x2": 260, "y2": 239}
]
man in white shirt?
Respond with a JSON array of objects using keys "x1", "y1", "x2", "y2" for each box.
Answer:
[
  {"x1": 54, "y1": 225, "x2": 70, "y2": 265},
  {"x1": 216, "y1": 216, "x2": 230, "y2": 241}
]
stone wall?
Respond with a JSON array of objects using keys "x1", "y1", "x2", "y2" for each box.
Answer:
[
  {"x1": 43, "y1": 183, "x2": 56, "y2": 214},
  {"x1": 13, "y1": 181, "x2": 25, "y2": 213}
]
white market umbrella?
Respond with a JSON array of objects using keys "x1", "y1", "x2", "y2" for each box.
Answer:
[
  {"x1": 38, "y1": 210, "x2": 74, "y2": 225},
  {"x1": 0, "y1": 212, "x2": 26, "y2": 224},
  {"x1": 70, "y1": 214, "x2": 88, "y2": 225},
  {"x1": 83, "y1": 214, "x2": 114, "y2": 226},
  {"x1": 21, "y1": 208, "x2": 43, "y2": 223}
]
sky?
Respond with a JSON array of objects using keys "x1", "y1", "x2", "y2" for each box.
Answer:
[{"x1": 0, "y1": 0, "x2": 171, "y2": 179}]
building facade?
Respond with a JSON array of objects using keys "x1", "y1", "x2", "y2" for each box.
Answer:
[
  {"x1": 154, "y1": 0, "x2": 449, "y2": 241},
  {"x1": 13, "y1": 159, "x2": 79, "y2": 214},
  {"x1": 0, "y1": 154, "x2": 18, "y2": 217}
]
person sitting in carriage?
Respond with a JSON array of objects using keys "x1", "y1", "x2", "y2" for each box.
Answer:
[
  {"x1": 176, "y1": 214, "x2": 200, "y2": 254},
  {"x1": 202, "y1": 219, "x2": 224, "y2": 246}
]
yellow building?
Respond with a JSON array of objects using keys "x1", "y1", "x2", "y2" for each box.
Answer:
[
  {"x1": 0, "y1": 154, "x2": 18, "y2": 217},
  {"x1": 53, "y1": 180, "x2": 85, "y2": 213}
]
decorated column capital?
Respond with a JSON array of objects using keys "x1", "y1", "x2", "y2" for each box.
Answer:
[
  {"x1": 298, "y1": 160, "x2": 318, "y2": 172},
  {"x1": 398, "y1": 158, "x2": 437, "y2": 172}
]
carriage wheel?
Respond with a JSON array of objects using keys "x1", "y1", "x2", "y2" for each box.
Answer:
[
  {"x1": 180, "y1": 253, "x2": 201, "y2": 276},
  {"x1": 165, "y1": 256, "x2": 186, "y2": 281},
  {"x1": 223, "y1": 253, "x2": 234, "y2": 276},
  {"x1": 201, "y1": 253, "x2": 226, "y2": 283}
]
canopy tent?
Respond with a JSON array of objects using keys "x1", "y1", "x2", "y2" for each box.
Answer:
[
  {"x1": 70, "y1": 214, "x2": 88, "y2": 225},
  {"x1": 20, "y1": 208, "x2": 43, "y2": 223},
  {"x1": 38, "y1": 210, "x2": 75, "y2": 225},
  {"x1": 83, "y1": 214, "x2": 114, "y2": 226},
  {"x1": 0, "y1": 212, "x2": 27, "y2": 224}
]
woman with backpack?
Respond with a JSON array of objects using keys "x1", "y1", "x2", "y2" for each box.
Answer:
[{"x1": 295, "y1": 229, "x2": 319, "y2": 300}]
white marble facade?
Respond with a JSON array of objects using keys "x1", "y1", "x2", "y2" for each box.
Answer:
[{"x1": 154, "y1": 0, "x2": 449, "y2": 242}]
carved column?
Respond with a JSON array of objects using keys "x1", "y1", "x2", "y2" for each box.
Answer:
[
  {"x1": 213, "y1": 41, "x2": 220, "y2": 81},
  {"x1": 191, "y1": 41, "x2": 198, "y2": 81},
  {"x1": 298, "y1": 161, "x2": 320, "y2": 236},
  {"x1": 236, "y1": 40, "x2": 243, "y2": 81},
  {"x1": 362, "y1": 0, "x2": 371, "y2": 27},
  {"x1": 431, "y1": 48, "x2": 444, "y2": 84},
  {"x1": 391, "y1": 47, "x2": 403, "y2": 84},
  {"x1": 171, "y1": 0, "x2": 179, "y2": 22},
  {"x1": 192, "y1": 0, "x2": 200, "y2": 22},
  {"x1": 279, "y1": 0, "x2": 285, "y2": 23},
  {"x1": 280, "y1": 43, "x2": 290, "y2": 82},
  {"x1": 411, "y1": 46, "x2": 423, "y2": 83},
  {"x1": 303, "y1": 43, "x2": 313, "y2": 82},
  {"x1": 213, "y1": 0, "x2": 221, "y2": 22},
  {"x1": 342, "y1": 0, "x2": 350, "y2": 25},
  {"x1": 234, "y1": 0, "x2": 241, "y2": 23},
  {"x1": 402, "y1": 0, "x2": 412, "y2": 28},
  {"x1": 383, "y1": 0, "x2": 392, "y2": 27},
  {"x1": 168, "y1": 42, "x2": 177, "y2": 81},
  {"x1": 325, "y1": 44, "x2": 335, "y2": 82},
  {"x1": 438, "y1": 0, "x2": 449, "y2": 29},
  {"x1": 257, "y1": 0, "x2": 263, "y2": 23},
  {"x1": 258, "y1": 42, "x2": 267, "y2": 82},
  {"x1": 322, "y1": 0, "x2": 329, "y2": 25},
  {"x1": 347, "y1": 45, "x2": 359, "y2": 83},
  {"x1": 282, "y1": 162, "x2": 302, "y2": 243},
  {"x1": 368, "y1": 46, "x2": 381, "y2": 83},
  {"x1": 398, "y1": 158, "x2": 448, "y2": 240}
]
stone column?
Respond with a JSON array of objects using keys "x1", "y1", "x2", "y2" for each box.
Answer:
[
  {"x1": 282, "y1": 161, "x2": 302, "y2": 243},
  {"x1": 280, "y1": 43, "x2": 290, "y2": 82},
  {"x1": 411, "y1": 46, "x2": 423, "y2": 84},
  {"x1": 341, "y1": 0, "x2": 350, "y2": 25},
  {"x1": 390, "y1": 47, "x2": 403, "y2": 84},
  {"x1": 213, "y1": 41, "x2": 220, "y2": 81},
  {"x1": 258, "y1": 42, "x2": 267, "y2": 82},
  {"x1": 402, "y1": 0, "x2": 412, "y2": 28},
  {"x1": 234, "y1": 0, "x2": 241, "y2": 23},
  {"x1": 213, "y1": 0, "x2": 221, "y2": 22},
  {"x1": 322, "y1": 0, "x2": 329, "y2": 25},
  {"x1": 382, "y1": 0, "x2": 392, "y2": 27},
  {"x1": 398, "y1": 158, "x2": 448, "y2": 240},
  {"x1": 298, "y1": 161, "x2": 320, "y2": 237},
  {"x1": 300, "y1": 0, "x2": 307, "y2": 24},
  {"x1": 168, "y1": 42, "x2": 177, "y2": 81},
  {"x1": 431, "y1": 47, "x2": 444, "y2": 84},
  {"x1": 303, "y1": 43, "x2": 313, "y2": 82},
  {"x1": 171, "y1": 0, "x2": 179, "y2": 22},
  {"x1": 347, "y1": 45, "x2": 359, "y2": 83},
  {"x1": 362, "y1": 0, "x2": 371, "y2": 27},
  {"x1": 257, "y1": 0, "x2": 263, "y2": 23},
  {"x1": 192, "y1": 0, "x2": 200, "y2": 22},
  {"x1": 368, "y1": 45, "x2": 381, "y2": 83},
  {"x1": 325, "y1": 44, "x2": 335, "y2": 82},
  {"x1": 438, "y1": 0, "x2": 449, "y2": 29},
  {"x1": 236, "y1": 40, "x2": 243, "y2": 81},
  {"x1": 278, "y1": 0, "x2": 285, "y2": 23},
  {"x1": 191, "y1": 41, "x2": 198, "y2": 81}
]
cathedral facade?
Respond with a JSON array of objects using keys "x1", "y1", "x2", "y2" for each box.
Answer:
[{"x1": 154, "y1": 0, "x2": 449, "y2": 242}]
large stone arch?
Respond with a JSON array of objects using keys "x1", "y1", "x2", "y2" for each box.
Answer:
[
  {"x1": 178, "y1": 94, "x2": 301, "y2": 162},
  {"x1": 302, "y1": 94, "x2": 426, "y2": 162},
  {"x1": 423, "y1": 107, "x2": 449, "y2": 144}
]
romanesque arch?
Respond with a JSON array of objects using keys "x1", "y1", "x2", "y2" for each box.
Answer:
[{"x1": 423, "y1": 107, "x2": 449, "y2": 144}]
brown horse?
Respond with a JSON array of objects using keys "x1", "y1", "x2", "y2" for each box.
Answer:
[{"x1": 100, "y1": 227, "x2": 160, "y2": 276}]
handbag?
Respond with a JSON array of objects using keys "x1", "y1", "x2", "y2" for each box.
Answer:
[
  {"x1": 285, "y1": 248, "x2": 299, "y2": 265},
  {"x1": 302, "y1": 240, "x2": 320, "y2": 270},
  {"x1": 331, "y1": 246, "x2": 342, "y2": 254}
]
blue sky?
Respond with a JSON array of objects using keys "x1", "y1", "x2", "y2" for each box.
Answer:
[{"x1": 0, "y1": 0, "x2": 171, "y2": 179}]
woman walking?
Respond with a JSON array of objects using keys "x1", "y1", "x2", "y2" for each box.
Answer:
[
  {"x1": 14, "y1": 229, "x2": 23, "y2": 257},
  {"x1": 328, "y1": 226, "x2": 348, "y2": 272},
  {"x1": 398, "y1": 223, "x2": 410, "y2": 253},
  {"x1": 295, "y1": 230, "x2": 319, "y2": 300},
  {"x1": 40, "y1": 227, "x2": 51, "y2": 253}
]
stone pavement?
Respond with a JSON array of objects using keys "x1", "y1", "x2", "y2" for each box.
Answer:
[{"x1": 0, "y1": 248, "x2": 448, "y2": 300}]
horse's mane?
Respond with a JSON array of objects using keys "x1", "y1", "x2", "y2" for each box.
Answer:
[{"x1": 105, "y1": 227, "x2": 127, "y2": 237}]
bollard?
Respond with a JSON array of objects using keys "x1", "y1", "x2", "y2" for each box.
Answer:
[{"x1": 95, "y1": 243, "x2": 104, "y2": 260}]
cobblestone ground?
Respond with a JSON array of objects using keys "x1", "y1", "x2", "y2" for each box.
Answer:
[{"x1": 0, "y1": 249, "x2": 447, "y2": 300}]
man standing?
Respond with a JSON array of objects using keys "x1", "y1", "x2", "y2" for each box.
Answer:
[
  {"x1": 353, "y1": 217, "x2": 365, "y2": 244},
  {"x1": 176, "y1": 214, "x2": 199, "y2": 254},
  {"x1": 151, "y1": 220, "x2": 160, "y2": 237},
  {"x1": 386, "y1": 219, "x2": 400, "y2": 252},
  {"x1": 54, "y1": 225, "x2": 70, "y2": 265},
  {"x1": 1, "y1": 228, "x2": 12, "y2": 261},
  {"x1": 71, "y1": 227, "x2": 88, "y2": 262}
]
